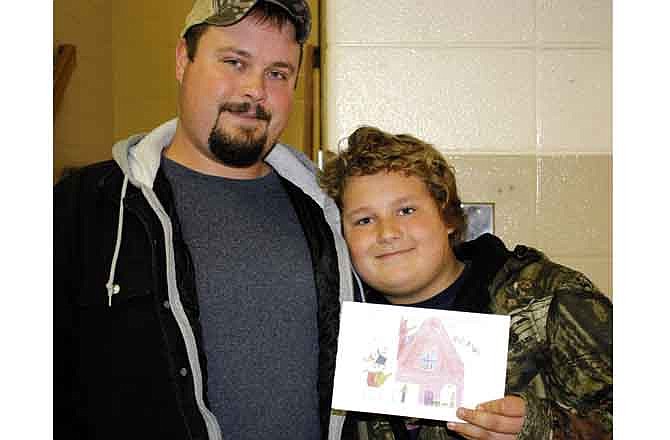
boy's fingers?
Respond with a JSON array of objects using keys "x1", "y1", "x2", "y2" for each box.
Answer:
[
  {"x1": 455, "y1": 406, "x2": 524, "y2": 435},
  {"x1": 447, "y1": 420, "x2": 518, "y2": 440},
  {"x1": 476, "y1": 395, "x2": 526, "y2": 417}
]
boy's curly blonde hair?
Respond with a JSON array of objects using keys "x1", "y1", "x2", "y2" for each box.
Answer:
[{"x1": 318, "y1": 126, "x2": 466, "y2": 244}]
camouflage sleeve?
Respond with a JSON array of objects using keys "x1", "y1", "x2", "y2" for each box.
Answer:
[{"x1": 518, "y1": 282, "x2": 613, "y2": 440}]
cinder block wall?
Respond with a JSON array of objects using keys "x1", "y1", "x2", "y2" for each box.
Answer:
[{"x1": 323, "y1": 0, "x2": 612, "y2": 296}]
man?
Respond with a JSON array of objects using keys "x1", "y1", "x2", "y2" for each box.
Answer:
[
  {"x1": 54, "y1": 1, "x2": 353, "y2": 439},
  {"x1": 318, "y1": 126, "x2": 613, "y2": 439}
]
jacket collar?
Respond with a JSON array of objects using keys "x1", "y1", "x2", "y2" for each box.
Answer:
[{"x1": 109, "y1": 118, "x2": 327, "y2": 204}]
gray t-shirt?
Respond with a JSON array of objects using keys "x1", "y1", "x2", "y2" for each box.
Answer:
[{"x1": 162, "y1": 156, "x2": 320, "y2": 439}]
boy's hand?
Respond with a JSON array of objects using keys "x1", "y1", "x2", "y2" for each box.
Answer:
[{"x1": 446, "y1": 395, "x2": 526, "y2": 439}]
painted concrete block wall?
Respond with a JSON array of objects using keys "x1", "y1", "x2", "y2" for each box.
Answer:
[{"x1": 324, "y1": 0, "x2": 612, "y2": 296}]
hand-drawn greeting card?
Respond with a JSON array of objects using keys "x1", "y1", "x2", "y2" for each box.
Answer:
[{"x1": 332, "y1": 302, "x2": 510, "y2": 422}]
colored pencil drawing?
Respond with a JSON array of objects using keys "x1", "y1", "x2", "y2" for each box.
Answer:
[
  {"x1": 396, "y1": 317, "x2": 464, "y2": 408},
  {"x1": 332, "y1": 302, "x2": 510, "y2": 422},
  {"x1": 363, "y1": 346, "x2": 392, "y2": 388}
]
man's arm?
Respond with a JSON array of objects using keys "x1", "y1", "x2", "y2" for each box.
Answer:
[{"x1": 53, "y1": 175, "x2": 79, "y2": 438}]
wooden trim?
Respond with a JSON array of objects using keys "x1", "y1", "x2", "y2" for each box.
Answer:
[
  {"x1": 302, "y1": 44, "x2": 315, "y2": 162},
  {"x1": 53, "y1": 44, "x2": 77, "y2": 118}
]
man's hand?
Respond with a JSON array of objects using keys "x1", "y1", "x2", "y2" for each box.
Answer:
[{"x1": 446, "y1": 395, "x2": 526, "y2": 440}]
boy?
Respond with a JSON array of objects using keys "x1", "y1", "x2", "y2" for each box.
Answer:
[{"x1": 319, "y1": 126, "x2": 612, "y2": 440}]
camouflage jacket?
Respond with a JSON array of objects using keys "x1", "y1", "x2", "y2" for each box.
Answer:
[{"x1": 344, "y1": 234, "x2": 612, "y2": 440}]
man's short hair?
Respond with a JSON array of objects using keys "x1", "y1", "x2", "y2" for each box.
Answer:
[{"x1": 319, "y1": 126, "x2": 467, "y2": 245}]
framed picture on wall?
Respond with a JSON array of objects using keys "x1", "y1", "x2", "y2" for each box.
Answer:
[{"x1": 461, "y1": 203, "x2": 494, "y2": 241}]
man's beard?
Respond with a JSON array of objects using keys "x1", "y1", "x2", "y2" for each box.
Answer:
[{"x1": 208, "y1": 102, "x2": 272, "y2": 167}]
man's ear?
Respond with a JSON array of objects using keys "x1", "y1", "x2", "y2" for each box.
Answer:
[{"x1": 176, "y1": 38, "x2": 189, "y2": 84}]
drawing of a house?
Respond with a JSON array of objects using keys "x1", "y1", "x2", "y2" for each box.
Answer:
[{"x1": 396, "y1": 317, "x2": 464, "y2": 408}]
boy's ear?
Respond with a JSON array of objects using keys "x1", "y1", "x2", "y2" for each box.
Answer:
[{"x1": 441, "y1": 212, "x2": 458, "y2": 237}]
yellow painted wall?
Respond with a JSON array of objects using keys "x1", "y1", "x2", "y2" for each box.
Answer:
[
  {"x1": 54, "y1": 0, "x2": 113, "y2": 180},
  {"x1": 110, "y1": 0, "x2": 191, "y2": 140}
]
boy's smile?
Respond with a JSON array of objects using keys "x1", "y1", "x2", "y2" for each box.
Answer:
[{"x1": 342, "y1": 171, "x2": 463, "y2": 304}]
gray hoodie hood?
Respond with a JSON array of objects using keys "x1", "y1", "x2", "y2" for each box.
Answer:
[
  {"x1": 108, "y1": 117, "x2": 353, "y2": 440},
  {"x1": 111, "y1": 118, "x2": 343, "y2": 217}
]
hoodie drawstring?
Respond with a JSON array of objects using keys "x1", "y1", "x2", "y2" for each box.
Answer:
[
  {"x1": 352, "y1": 270, "x2": 366, "y2": 302},
  {"x1": 106, "y1": 175, "x2": 129, "y2": 307}
]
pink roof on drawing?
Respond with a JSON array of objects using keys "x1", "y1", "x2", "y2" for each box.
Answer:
[{"x1": 396, "y1": 317, "x2": 464, "y2": 388}]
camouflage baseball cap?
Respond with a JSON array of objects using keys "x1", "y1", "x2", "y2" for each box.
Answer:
[{"x1": 181, "y1": 0, "x2": 311, "y2": 44}]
